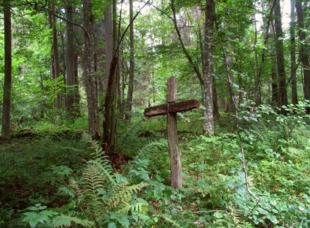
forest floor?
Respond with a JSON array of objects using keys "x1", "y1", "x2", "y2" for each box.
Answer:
[{"x1": 1, "y1": 112, "x2": 310, "y2": 227}]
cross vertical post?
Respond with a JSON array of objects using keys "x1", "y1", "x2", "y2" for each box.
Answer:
[
  {"x1": 167, "y1": 77, "x2": 182, "y2": 189},
  {"x1": 144, "y1": 76, "x2": 199, "y2": 189}
]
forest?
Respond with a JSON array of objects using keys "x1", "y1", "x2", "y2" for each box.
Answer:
[{"x1": 1, "y1": 0, "x2": 310, "y2": 227}]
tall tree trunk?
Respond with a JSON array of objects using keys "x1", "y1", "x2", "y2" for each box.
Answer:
[
  {"x1": 1, "y1": 0, "x2": 12, "y2": 141},
  {"x1": 257, "y1": 0, "x2": 276, "y2": 105},
  {"x1": 225, "y1": 54, "x2": 236, "y2": 113},
  {"x1": 270, "y1": 21, "x2": 279, "y2": 106},
  {"x1": 125, "y1": 0, "x2": 135, "y2": 121},
  {"x1": 290, "y1": 0, "x2": 298, "y2": 104},
  {"x1": 171, "y1": 0, "x2": 214, "y2": 133},
  {"x1": 103, "y1": 6, "x2": 113, "y2": 93},
  {"x1": 254, "y1": 0, "x2": 261, "y2": 105},
  {"x1": 94, "y1": 17, "x2": 106, "y2": 110},
  {"x1": 83, "y1": 0, "x2": 100, "y2": 138},
  {"x1": 66, "y1": 3, "x2": 78, "y2": 118},
  {"x1": 51, "y1": 1, "x2": 62, "y2": 109},
  {"x1": 103, "y1": 0, "x2": 118, "y2": 152},
  {"x1": 198, "y1": 23, "x2": 219, "y2": 119},
  {"x1": 296, "y1": 1, "x2": 310, "y2": 113},
  {"x1": 73, "y1": 53, "x2": 81, "y2": 116},
  {"x1": 203, "y1": 0, "x2": 215, "y2": 134},
  {"x1": 274, "y1": 0, "x2": 288, "y2": 109}
]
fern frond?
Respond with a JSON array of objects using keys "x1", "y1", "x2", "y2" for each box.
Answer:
[
  {"x1": 86, "y1": 159, "x2": 116, "y2": 187},
  {"x1": 89, "y1": 139, "x2": 104, "y2": 159},
  {"x1": 117, "y1": 202, "x2": 148, "y2": 214},
  {"x1": 136, "y1": 140, "x2": 168, "y2": 159},
  {"x1": 78, "y1": 134, "x2": 149, "y2": 224},
  {"x1": 108, "y1": 182, "x2": 148, "y2": 211}
]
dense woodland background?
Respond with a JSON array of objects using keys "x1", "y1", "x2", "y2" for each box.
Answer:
[{"x1": 1, "y1": 0, "x2": 310, "y2": 227}]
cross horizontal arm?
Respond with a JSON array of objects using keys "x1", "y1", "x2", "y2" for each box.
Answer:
[{"x1": 144, "y1": 99, "x2": 199, "y2": 117}]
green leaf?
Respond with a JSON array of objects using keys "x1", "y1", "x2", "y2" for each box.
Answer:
[
  {"x1": 52, "y1": 216, "x2": 72, "y2": 226},
  {"x1": 23, "y1": 212, "x2": 41, "y2": 228},
  {"x1": 213, "y1": 212, "x2": 224, "y2": 219},
  {"x1": 117, "y1": 214, "x2": 130, "y2": 227},
  {"x1": 267, "y1": 214, "x2": 278, "y2": 224},
  {"x1": 138, "y1": 214, "x2": 150, "y2": 220},
  {"x1": 108, "y1": 222, "x2": 117, "y2": 228}
]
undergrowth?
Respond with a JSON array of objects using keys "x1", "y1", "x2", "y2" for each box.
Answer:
[{"x1": 1, "y1": 102, "x2": 310, "y2": 227}]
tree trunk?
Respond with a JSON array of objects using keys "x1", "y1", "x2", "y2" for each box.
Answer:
[
  {"x1": 125, "y1": 0, "x2": 135, "y2": 121},
  {"x1": 203, "y1": 0, "x2": 215, "y2": 134},
  {"x1": 103, "y1": 6, "x2": 113, "y2": 94},
  {"x1": 199, "y1": 24, "x2": 219, "y2": 120},
  {"x1": 66, "y1": 3, "x2": 78, "y2": 118},
  {"x1": 73, "y1": 54, "x2": 81, "y2": 116},
  {"x1": 1, "y1": 0, "x2": 12, "y2": 141},
  {"x1": 103, "y1": 0, "x2": 118, "y2": 152},
  {"x1": 51, "y1": 1, "x2": 62, "y2": 109},
  {"x1": 254, "y1": 0, "x2": 261, "y2": 105},
  {"x1": 269, "y1": 18, "x2": 279, "y2": 106},
  {"x1": 290, "y1": 0, "x2": 298, "y2": 105},
  {"x1": 296, "y1": 1, "x2": 310, "y2": 114},
  {"x1": 274, "y1": 0, "x2": 288, "y2": 109},
  {"x1": 94, "y1": 17, "x2": 106, "y2": 111},
  {"x1": 83, "y1": 0, "x2": 101, "y2": 139},
  {"x1": 225, "y1": 54, "x2": 236, "y2": 113}
]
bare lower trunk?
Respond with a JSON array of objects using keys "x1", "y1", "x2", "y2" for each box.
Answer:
[
  {"x1": 296, "y1": 1, "x2": 310, "y2": 114},
  {"x1": 1, "y1": 0, "x2": 12, "y2": 141},
  {"x1": 290, "y1": 0, "x2": 298, "y2": 104},
  {"x1": 83, "y1": 0, "x2": 100, "y2": 139},
  {"x1": 274, "y1": 0, "x2": 288, "y2": 109},
  {"x1": 125, "y1": 0, "x2": 135, "y2": 121},
  {"x1": 225, "y1": 55, "x2": 236, "y2": 113},
  {"x1": 66, "y1": 3, "x2": 78, "y2": 117},
  {"x1": 50, "y1": 1, "x2": 62, "y2": 108},
  {"x1": 203, "y1": 0, "x2": 215, "y2": 134}
]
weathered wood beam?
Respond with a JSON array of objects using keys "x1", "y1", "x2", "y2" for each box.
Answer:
[{"x1": 144, "y1": 99, "x2": 199, "y2": 117}]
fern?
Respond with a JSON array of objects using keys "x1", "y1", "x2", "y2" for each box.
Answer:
[
  {"x1": 78, "y1": 136, "x2": 148, "y2": 225},
  {"x1": 135, "y1": 139, "x2": 168, "y2": 160}
]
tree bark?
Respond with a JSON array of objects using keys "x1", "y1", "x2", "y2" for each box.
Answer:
[
  {"x1": 65, "y1": 2, "x2": 78, "y2": 118},
  {"x1": 125, "y1": 0, "x2": 135, "y2": 121},
  {"x1": 1, "y1": 0, "x2": 12, "y2": 141},
  {"x1": 103, "y1": 6, "x2": 113, "y2": 94},
  {"x1": 274, "y1": 0, "x2": 288, "y2": 109},
  {"x1": 51, "y1": 1, "x2": 61, "y2": 109},
  {"x1": 269, "y1": 19, "x2": 279, "y2": 106},
  {"x1": 296, "y1": 1, "x2": 310, "y2": 113},
  {"x1": 254, "y1": 0, "x2": 261, "y2": 105},
  {"x1": 203, "y1": 0, "x2": 215, "y2": 134},
  {"x1": 290, "y1": 0, "x2": 298, "y2": 104},
  {"x1": 83, "y1": 0, "x2": 100, "y2": 139},
  {"x1": 225, "y1": 54, "x2": 236, "y2": 113},
  {"x1": 103, "y1": 0, "x2": 118, "y2": 152}
]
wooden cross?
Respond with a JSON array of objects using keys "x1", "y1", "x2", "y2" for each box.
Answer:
[{"x1": 144, "y1": 76, "x2": 199, "y2": 189}]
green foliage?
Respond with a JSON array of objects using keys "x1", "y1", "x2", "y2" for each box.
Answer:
[
  {"x1": 22, "y1": 203, "x2": 94, "y2": 228},
  {"x1": 0, "y1": 135, "x2": 91, "y2": 227},
  {"x1": 76, "y1": 138, "x2": 148, "y2": 227}
]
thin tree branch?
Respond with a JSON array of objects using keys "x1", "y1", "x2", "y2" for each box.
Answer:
[
  {"x1": 170, "y1": 0, "x2": 204, "y2": 85},
  {"x1": 256, "y1": 0, "x2": 277, "y2": 91},
  {"x1": 25, "y1": 1, "x2": 88, "y2": 35},
  {"x1": 113, "y1": 0, "x2": 151, "y2": 57}
]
